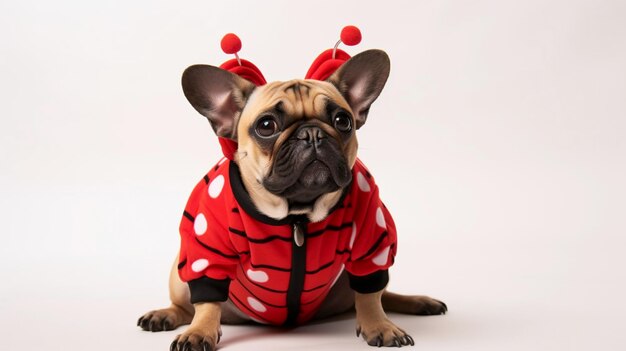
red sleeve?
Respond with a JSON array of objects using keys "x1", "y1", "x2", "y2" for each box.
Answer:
[
  {"x1": 344, "y1": 160, "x2": 398, "y2": 293},
  {"x1": 177, "y1": 168, "x2": 239, "y2": 303}
]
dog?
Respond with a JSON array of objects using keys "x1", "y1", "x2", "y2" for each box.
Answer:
[{"x1": 137, "y1": 49, "x2": 447, "y2": 350}]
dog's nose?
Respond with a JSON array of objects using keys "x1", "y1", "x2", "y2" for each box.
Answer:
[{"x1": 296, "y1": 126, "x2": 326, "y2": 146}]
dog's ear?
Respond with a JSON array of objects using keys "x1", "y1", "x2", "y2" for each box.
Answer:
[
  {"x1": 182, "y1": 65, "x2": 256, "y2": 139},
  {"x1": 327, "y1": 49, "x2": 390, "y2": 129}
]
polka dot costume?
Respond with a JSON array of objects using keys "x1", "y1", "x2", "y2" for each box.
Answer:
[{"x1": 178, "y1": 158, "x2": 397, "y2": 326}]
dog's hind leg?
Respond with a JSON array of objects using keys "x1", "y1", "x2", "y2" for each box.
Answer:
[
  {"x1": 137, "y1": 254, "x2": 194, "y2": 331},
  {"x1": 381, "y1": 291, "x2": 448, "y2": 316},
  {"x1": 314, "y1": 273, "x2": 448, "y2": 319}
]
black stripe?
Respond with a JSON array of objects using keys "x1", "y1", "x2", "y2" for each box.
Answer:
[
  {"x1": 355, "y1": 231, "x2": 388, "y2": 261},
  {"x1": 234, "y1": 278, "x2": 286, "y2": 308},
  {"x1": 177, "y1": 258, "x2": 187, "y2": 269},
  {"x1": 249, "y1": 261, "x2": 291, "y2": 272},
  {"x1": 307, "y1": 222, "x2": 353, "y2": 238},
  {"x1": 242, "y1": 261, "x2": 343, "y2": 295},
  {"x1": 284, "y1": 222, "x2": 307, "y2": 326},
  {"x1": 229, "y1": 227, "x2": 291, "y2": 243},
  {"x1": 306, "y1": 260, "x2": 334, "y2": 274},
  {"x1": 229, "y1": 227, "x2": 246, "y2": 236},
  {"x1": 229, "y1": 293, "x2": 269, "y2": 322},
  {"x1": 183, "y1": 211, "x2": 194, "y2": 222},
  {"x1": 231, "y1": 223, "x2": 351, "y2": 243},
  {"x1": 246, "y1": 235, "x2": 292, "y2": 243},
  {"x1": 335, "y1": 248, "x2": 351, "y2": 255},
  {"x1": 237, "y1": 264, "x2": 287, "y2": 293},
  {"x1": 194, "y1": 237, "x2": 239, "y2": 259},
  {"x1": 232, "y1": 207, "x2": 240, "y2": 213},
  {"x1": 203, "y1": 175, "x2": 210, "y2": 184}
]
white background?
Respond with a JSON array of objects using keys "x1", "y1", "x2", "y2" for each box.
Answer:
[{"x1": 1, "y1": 0, "x2": 625, "y2": 350}]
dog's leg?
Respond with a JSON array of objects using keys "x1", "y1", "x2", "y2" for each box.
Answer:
[
  {"x1": 382, "y1": 291, "x2": 448, "y2": 316},
  {"x1": 170, "y1": 302, "x2": 222, "y2": 351},
  {"x1": 137, "y1": 255, "x2": 194, "y2": 331},
  {"x1": 316, "y1": 272, "x2": 413, "y2": 346},
  {"x1": 355, "y1": 290, "x2": 415, "y2": 347},
  {"x1": 138, "y1": 254, "x2": 252, "y2": 333}
]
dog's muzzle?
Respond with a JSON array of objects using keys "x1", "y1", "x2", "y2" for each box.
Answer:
[{"x1": 263, "y1": 124, "x2": 352, "y2": 205}]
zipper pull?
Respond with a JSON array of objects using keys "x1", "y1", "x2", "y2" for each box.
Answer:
[{"x1": 293, "y1": 223, "x2": 305, "y2": 247}]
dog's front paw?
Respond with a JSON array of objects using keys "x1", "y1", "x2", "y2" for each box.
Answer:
[
  {"x1": 356, "y1": 319, "x2": 414, "y2": 347},
  {"x1": 170, "y1": 327, "x2": 221, "y2": 351}
]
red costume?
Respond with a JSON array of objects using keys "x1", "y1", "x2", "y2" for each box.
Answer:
[
  {"x1": 177, "y1": 26, "x2": 397, "y2": 326},
  {"x1": 178, "y1": 158, "x2": 397, "y2": 326}
]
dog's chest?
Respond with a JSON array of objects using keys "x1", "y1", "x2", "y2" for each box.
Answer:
[{"x1": 226, "y1": 206, "x2": 355, "y2": 325}]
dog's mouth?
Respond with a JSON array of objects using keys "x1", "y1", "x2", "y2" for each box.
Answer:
[
  {"x1": 298, "y1": 159, "x2": 334, "y2": 188},
  {"x1": 263, "y1": 157, "x2": 351, "y2": 207}
]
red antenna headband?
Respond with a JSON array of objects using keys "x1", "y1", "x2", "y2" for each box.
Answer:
[{"x1": 215, "y1": 25, "x2": 363, "y2": 160}]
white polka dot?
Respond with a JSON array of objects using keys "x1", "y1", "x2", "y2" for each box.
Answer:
[
  {"x1": 356, "y1": 172, "x2": 371, "y2": 192},
  {"x1": 191, "y1": 258, "x2": 209, "y2": 272},
  {"x1": 349, "y1": 223, "x2": 357, "y2": 249},
  {"x1": 246, "y1": 269, "x2": 269, "y2": 283},
  {"x1": 375, "y1": 207, "x2": 386, "y2": 228},
  {"x1": 208, "y1": 175, "x2": 225, "y2": 198},
  {"x1": 247, "y1": 297, "x2": 267, "y2": 313},
  {"x1": 372, "y1": 246, "x2": 390, "y2": 266},
  {"x1": 331, "y1": 264, "x2": 345, "y2": 287},
  {"x1": 194, "y1": 213, "x2": 207, "y2": 236}
]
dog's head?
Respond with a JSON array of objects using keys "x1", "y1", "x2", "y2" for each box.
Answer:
[{"x1": 182, "y1": 50, "x2": 390, "y2": 222}]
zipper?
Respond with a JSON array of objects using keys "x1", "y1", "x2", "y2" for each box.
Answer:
[
  {"x1": 284, "y1": 220, "x2": 307, "y2": 326},
  {"x1": 293, "y1": 223, "x2": 305, "y2": 247}
]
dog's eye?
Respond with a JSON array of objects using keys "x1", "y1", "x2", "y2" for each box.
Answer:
[
  {"x1": 333, "y1": 113, "x2": 352, "y2": 133},
  {"x1": 255, "y1": 116, "x2": 279, "y2": 137}
]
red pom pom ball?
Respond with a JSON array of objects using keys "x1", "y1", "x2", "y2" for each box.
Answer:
[
  {"x1": 221, "y1": 33, "x2": 242, "y2": 54},
  {"x1": 340, "y1": 25, "x2": 361, "y2": 46}
]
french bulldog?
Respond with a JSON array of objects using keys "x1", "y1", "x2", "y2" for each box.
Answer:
[{"x1": 137, "y1": 49, "x2": 447, "y2": 350}]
